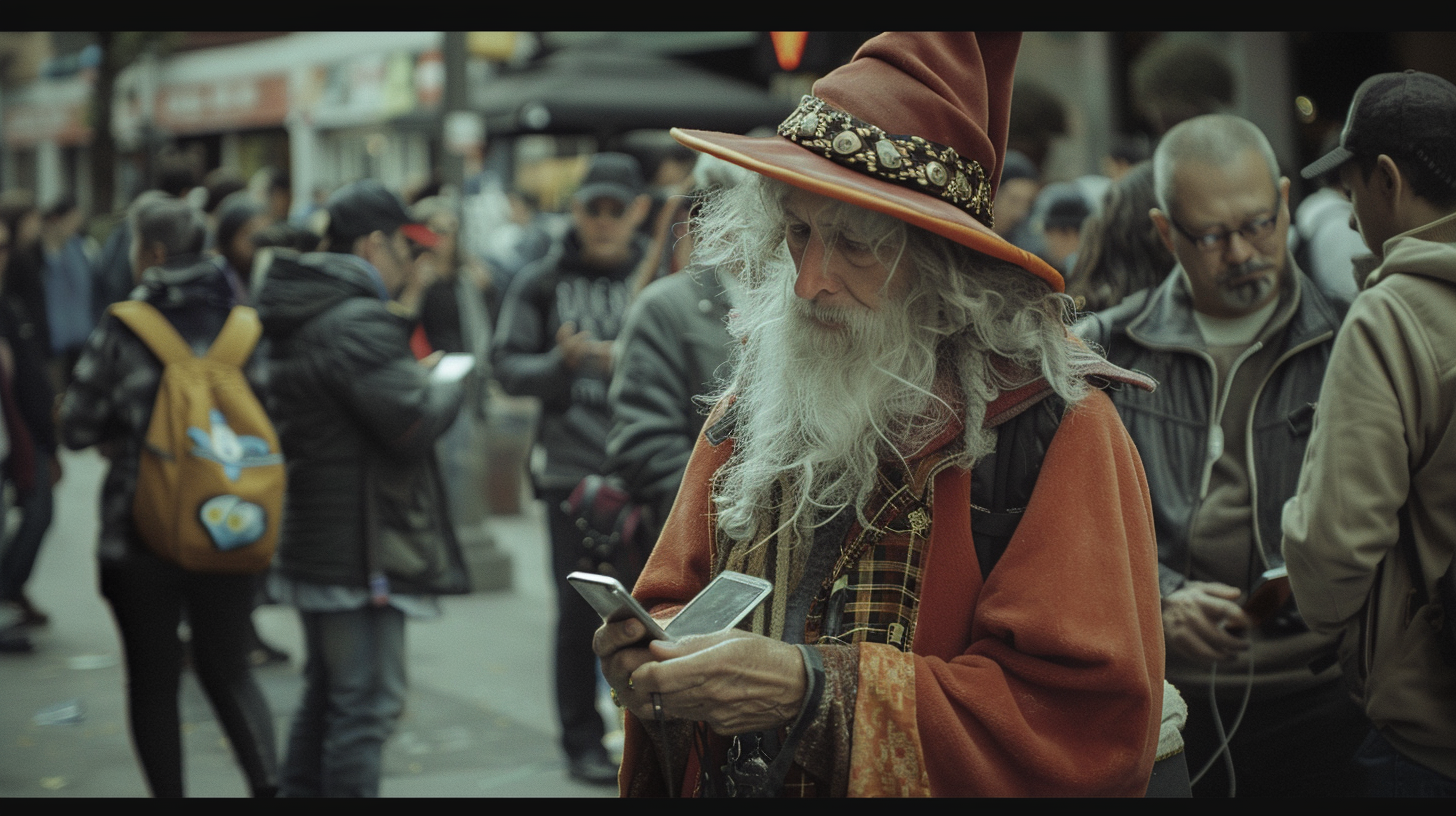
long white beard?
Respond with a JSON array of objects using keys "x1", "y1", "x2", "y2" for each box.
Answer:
[{"x1": 713, "y1": 271, "x2": 957, "y2": 543}]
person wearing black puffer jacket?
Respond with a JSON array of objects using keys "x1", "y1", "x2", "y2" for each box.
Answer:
[{"x1": 255, "y1": 180, "x2": 470, "y2": 798}]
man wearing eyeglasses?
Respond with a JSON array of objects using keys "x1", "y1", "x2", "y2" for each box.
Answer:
[
  {"x1": 493, "y1": 151, "x2": 651, "y2": 786},
  {"x1": 1077, "y1": 114, "x2": 1364, "y2": 797}
]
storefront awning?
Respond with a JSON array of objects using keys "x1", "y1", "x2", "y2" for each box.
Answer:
[{"x1": 474, "y1": 46, "x2": 793, "y2": 138}]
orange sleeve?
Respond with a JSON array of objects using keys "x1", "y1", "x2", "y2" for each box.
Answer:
[
  {"x1": 619, "y1": 426, "x2": 732, "y2": 797},
  {"x1": 622, "y1": 391, "x2": 1164, "y2": 797},
  {"x1": 884, "y1": 390, "x2": 1165, "y2": 796}
]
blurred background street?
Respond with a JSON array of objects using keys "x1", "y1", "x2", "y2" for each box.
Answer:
[
  {"x1": 2, "y1": 30, "x2": 1456, "y2": 799},
  {"x1": 0, "y1": 446, "x2": 617, "y2": 798}
]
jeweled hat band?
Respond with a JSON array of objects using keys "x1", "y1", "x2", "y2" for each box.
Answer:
[{"x1": 777, "y1": 95, "x2": 996, "y2": 230}]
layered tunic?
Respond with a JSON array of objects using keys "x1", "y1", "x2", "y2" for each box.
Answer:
[{"x1": 620, "y1": 383, "x2": 1165, "y2": 796}]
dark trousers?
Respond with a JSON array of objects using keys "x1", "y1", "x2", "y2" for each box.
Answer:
[
  {"x1": 1357, "y1": 728, "x2": 1456, "y2": 796},
  {"x1": 541, "y1": 486, "x2": 609, "y2": 760},
  {"x1": 1179, "y1": 675, "x2": 1368, "y2": 797},
  {"x1": 0, "y1": 456, "x2": 52, "y2": 601},
  {"x1": 100, "y1": 549, "x2": 278, "y2": 797}
]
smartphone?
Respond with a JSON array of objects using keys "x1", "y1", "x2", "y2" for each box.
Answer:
[
  {"x1": 568, "y1": 570, "x2": 773, "y2": 642},
  {"x1": 665, "y1": 571, "x2": 773, "y2": 638},
  {"x1": 430, "y1": 352, "x2": 475, "y2": 384},
  {"x1": 568, "y1": 572, "x2": 670, "y2": 641},
  {"x1": 1243, "y1": 565, "x2": 1291, "y2": 627}
]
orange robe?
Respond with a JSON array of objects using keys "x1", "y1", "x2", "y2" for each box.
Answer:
[{"x1": 620, "y1": 387, "x2": 1164, "y2": 796}]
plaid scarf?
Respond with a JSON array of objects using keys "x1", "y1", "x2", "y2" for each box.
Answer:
[{"x1": 715, "y1": 418, "x2": 965, "y2": 651}]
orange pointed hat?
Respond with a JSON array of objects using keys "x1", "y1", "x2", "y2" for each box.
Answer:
[{"x1": 671, "y1": 32, "x2": 1061, "y2": 291}]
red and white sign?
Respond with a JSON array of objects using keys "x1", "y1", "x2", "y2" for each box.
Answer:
[{"x1": 156, "y1": 74, "x2": 289, "y2": 134}]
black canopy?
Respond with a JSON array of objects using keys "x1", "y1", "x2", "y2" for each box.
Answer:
[{"x1": 474, "y1": 46, "x2": 794, "y2": 139}]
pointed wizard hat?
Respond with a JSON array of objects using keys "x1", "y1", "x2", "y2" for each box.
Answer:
[{"x1": 670, "y1": 32, "x2": 1062, "y2": 291}]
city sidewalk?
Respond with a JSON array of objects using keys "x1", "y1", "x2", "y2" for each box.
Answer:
[{"x1": 0, "y1": 447, "x2": 620, "y2": 798}]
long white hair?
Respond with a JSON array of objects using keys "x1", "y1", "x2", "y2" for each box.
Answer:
[{"x1": 692, "y1": 175, "x2": 1096, "y2": 546}]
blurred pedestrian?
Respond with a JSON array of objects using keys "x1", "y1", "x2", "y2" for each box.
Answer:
[
  {"x1": 39, "y1": 196, "x2": 96, "y2": 392},
  {"x1": 995, "y1": 149, "x2": 1039, "y2": 245},
  {"x1": 59, "y1": 192, "x2": 278, "y2": 797},
  {"x1": 409, "y1": 196, "x2": 493, "y2": 356},
  {"x1": 605, "y1": 153, "x2": 747, "y2": 566},
  {"x1": 0, "y1": 213, "x2": 59, "y2": 653},
  {"x1": 1038, "y1": 182, "x2": 1093, "y2": 274},
  {"x1": 202, "y1": 170, "x2": 247, "y2": 236},
  {"x1": 1130, "y1": 38, "x2": 1235, "y2": 137},
  {"x1": 483, "y1": 189, "x2": 555, "y2": 326},
  {"x1": 493, "y1": 151, "x2": 649, "y2": 786},
  {"x1": 92, "y1": 151, "x2": 205, "y2": 317},
  {"x1": 256, "y1": 180, "x2": 470, "y2": 798},
  {"x1": 1293, "y1": 134, "x2": 1367, "y2": 310},
  {"x1": 252, "y1": 167, "x2": 292, "y2": 225},
  {"x1": 248, "y1": 221, "x2": 322, "y2": 293},
  {"x1": 0, "y1": 194, "x2": 49, "y2": 366},
  {"x1": 1067, "y1": 161, "x2": 1176, "y2": 313},
  {"x1": 212, "y1": 192, "x2": 269, "y2": 300}
]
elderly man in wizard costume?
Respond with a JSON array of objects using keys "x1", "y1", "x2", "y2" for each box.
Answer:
[{"x1": 593, "y1": 32, "x2": 1170, "y2": 797}]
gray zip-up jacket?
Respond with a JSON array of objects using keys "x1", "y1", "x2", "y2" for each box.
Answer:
[{"x1": 1075, "y1": 260, "x2": 1343, "y2": 597}]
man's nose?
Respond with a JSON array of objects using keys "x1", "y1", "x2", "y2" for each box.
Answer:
[
  {"x1": 793, "y1": 239, "x2": 840, "y2": 301},
  {"x1": 1223, "y1": 229, "x2": 1257, "y2": 264}
]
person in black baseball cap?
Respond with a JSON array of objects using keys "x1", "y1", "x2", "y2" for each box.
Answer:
[
  {"x1": 569, "y1": 152, "x2": 650, "y2": 270},
  {"x1": 254, "y1": 178, "x2": 470, "y2": 797},
  {"x1": 1301, "y1": 70, "x2": 1456, "y2": 256},
  {"x1": 321, "y1": 180, "x2": 437, "y2": 303},
  {"x1": 1284, "y1": 69, "x2": 1456, "y2": 797}
]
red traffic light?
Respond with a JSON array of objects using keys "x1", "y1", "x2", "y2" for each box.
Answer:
[{"x1": 770, "y1": 32, "x2": 808, "y2": 72}]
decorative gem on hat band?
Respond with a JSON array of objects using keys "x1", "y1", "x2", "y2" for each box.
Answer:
[{"x1": 777, "y1": 95, "x2": 995, "y2": 229}]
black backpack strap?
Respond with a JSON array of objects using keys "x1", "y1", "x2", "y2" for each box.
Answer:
[{"x1": 970, "y1": 394, "x2": 1067, "y2": 580}]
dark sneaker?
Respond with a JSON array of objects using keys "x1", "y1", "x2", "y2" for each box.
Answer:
[
  {"x1": 567, "y1": 748, "x2": 620, "y2": 786},
  {"x1": 0, "y1": 627, "x2": 34, "y2": 654},
  {"x1": 250, "y1": 641, "x2": 290, "y2": 667},
  {"x1": 15, "y1": 595, "x2": 49, "y2": 627}
]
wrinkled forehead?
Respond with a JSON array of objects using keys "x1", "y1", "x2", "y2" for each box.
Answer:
[{"x1": 781, "y1": 185, "x2": 906, "y2": 241}]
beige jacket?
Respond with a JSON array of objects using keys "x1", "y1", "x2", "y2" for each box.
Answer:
[{"x1": 1282, "y1": 211, "x2": 1456, "y2": 779}]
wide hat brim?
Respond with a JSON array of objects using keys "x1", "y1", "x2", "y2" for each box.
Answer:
[{"x1": 671, "y1": 127, "x2": 1064, "y2": 292}]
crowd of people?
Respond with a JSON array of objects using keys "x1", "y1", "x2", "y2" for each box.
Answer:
[{"x1": 3, "y1": 30, "x2": 1456, "y2": 799}]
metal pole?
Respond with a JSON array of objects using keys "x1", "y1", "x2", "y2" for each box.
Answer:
[{"x1": 440, "y1": 30, "x2": 512, "y2": 592}]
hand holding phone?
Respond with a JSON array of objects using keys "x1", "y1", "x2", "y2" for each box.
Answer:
[
  {"x1": 1243, "y1": 565, "x2": 1291, "y2": 628},
  {"x1": 571, "y1": 569, "x2": 774, "y2": 643},
  {"x1": 569, "y1": 572, "x2": 670, "y2": 642}
]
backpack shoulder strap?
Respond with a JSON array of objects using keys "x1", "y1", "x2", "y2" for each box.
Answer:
[
  {"x1": 206, "y1": 306, "x2": 262, "y2": 366},
  {"x1": 109, "y1": 300, "x2": 194, "y2": 365},
  {"x1": 970, "y1": 393, "x2": 1066, "y2": 580}
]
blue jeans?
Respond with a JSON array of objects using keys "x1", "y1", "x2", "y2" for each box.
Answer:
[
  {"x1": 280, "y1": 605, "x2": 407, "y2": 797},
  {"x1": 1357, "y1": 728, "x2": 1456, "y2": 797}
]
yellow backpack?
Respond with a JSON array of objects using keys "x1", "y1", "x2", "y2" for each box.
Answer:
[{"x1": 110, "y1": 301, "x2": 284, "y2": 573}]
